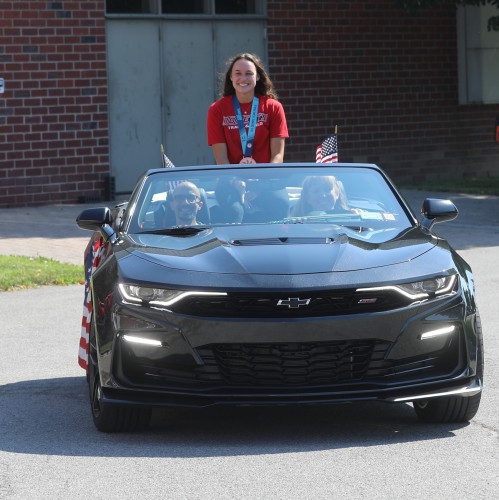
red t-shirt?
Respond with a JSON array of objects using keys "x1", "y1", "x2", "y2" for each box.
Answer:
[{"x1": 207, "y1": 95, "x2": 289, "y2": 164}]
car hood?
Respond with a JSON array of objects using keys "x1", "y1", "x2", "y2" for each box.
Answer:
[{"x1": 120, "y1": 224, "x2": 437, "y2": 274}]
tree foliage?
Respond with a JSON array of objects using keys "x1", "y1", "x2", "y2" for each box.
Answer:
[{"x1": 396, "y1": 0, "x2": 499, "y2": 30}]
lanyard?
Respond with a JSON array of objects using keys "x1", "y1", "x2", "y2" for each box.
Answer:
[{"x1": 232, "y1": 95, "x2": 259, "y2": 158}]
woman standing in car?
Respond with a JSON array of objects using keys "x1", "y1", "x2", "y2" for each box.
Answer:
[{"x1": 207, "y1": 53, "x2": 289, "y2": 165}]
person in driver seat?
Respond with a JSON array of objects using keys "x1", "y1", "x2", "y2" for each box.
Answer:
[
  {"x1": 169, "y1": 182, "x2": 204, "y2": 226},
  {"x1": 292, "y1": 175, "x2": 351, "y2": 216}
]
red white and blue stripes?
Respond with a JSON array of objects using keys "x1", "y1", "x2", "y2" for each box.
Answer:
[{"x1": 78, "y1": 236, "x2": 105, "y2": 371}]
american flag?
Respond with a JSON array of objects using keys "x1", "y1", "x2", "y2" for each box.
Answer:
[
  {"x1": 315, "y1": 134, "x2": 338, "y2": 163},
  {"x1": 78, "y1": 236, "x2": 106, "y2": 371},
  {"x1": 315, "y1": 144, "x2": 323, "y2": 162},
  {"x1": 161, "y1": 144, "x2": 175, "y2": 169}
]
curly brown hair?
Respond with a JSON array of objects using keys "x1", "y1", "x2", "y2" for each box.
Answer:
[{"x1": 221, "y1": 53, "x2": 278, "y2": 100}]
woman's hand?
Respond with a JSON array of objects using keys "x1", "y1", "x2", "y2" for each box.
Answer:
[{"x1": 239, "y1": 157, "x2": 256, "y2": 164}]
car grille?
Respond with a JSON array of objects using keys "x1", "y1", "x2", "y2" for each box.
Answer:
[
  {"x1": 123, "y1": 334, "x2": 463, "y2": 391},
  {"x1": 195, "y1": 340, "x2": 391, "y2": 386},
  {"x1": 170, "y1": 290, "x2": 411, "y2": 318}
]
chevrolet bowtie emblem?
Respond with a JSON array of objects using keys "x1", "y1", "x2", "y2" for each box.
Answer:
[{"x1": 277, "y1": 297, "x2": 311, "y2": 309}]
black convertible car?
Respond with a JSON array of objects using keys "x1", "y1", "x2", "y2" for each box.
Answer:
[{"x1": 77, "y1": 163, "x2": 483, "y2": 432}]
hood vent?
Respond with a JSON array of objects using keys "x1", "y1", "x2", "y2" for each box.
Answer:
[{"x1": 229, "y1": 237, "x2": 335, "y2": 246}]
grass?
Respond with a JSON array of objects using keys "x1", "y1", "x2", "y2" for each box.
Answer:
[
  {"x1": 0, "y1": 255, "x2": 85, "y2": 292},
  {"x1": 400, "y1": 176, "x2": 499, "y2": 196}
]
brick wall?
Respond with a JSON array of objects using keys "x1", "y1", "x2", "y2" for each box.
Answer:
[
  {"x1": 0, "y1": 1, "x2": 109, "y2": 208},
  {"x1": 1, "y1": 1, "x2": 498, "y2": 208},
  {"x1": 267, "y1": 0, "x2": 499, "y2": 182}
]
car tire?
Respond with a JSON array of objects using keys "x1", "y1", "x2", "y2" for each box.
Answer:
[
  {"x1": 413, "y1": 310, "x2": 484, "y2": 423},
  {"x1": 88, "y1": 324, "x2": 151, "y2": 433}
]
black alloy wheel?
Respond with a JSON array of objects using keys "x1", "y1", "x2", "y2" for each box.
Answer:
[{"x1": 87, "y1": 322, "x2": 151, "y2": 433}]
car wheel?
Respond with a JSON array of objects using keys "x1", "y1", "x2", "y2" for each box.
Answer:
[
  {"x1": 88, "y1": 324, "x2": 151, "y2": 433},
  {"x1": 413, "y1": 311, "x2": 484, "y2": 423}
]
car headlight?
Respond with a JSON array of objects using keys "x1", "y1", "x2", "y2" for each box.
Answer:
[
  {"x1": 395, "y1": 276, "x2": 456, "y2": 297},
  {"x1": 118, "y1": 284, "x2": 226, "y2": 307},
  {"x1": 357, "y1": 275, "x2": 457, "y2": 300}
]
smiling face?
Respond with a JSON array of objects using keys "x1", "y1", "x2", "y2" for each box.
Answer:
[
  {"x1": 230, "y1": 58, "x2": 259, "y2": 102},
  {"x1": 170, "y1": 182, "x2": 203, "y2": 225},
  {"x1": 304, "y1": 177, "x2": 340, "y2": 212}
]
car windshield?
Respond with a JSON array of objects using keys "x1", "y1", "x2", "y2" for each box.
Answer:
[{"x1": 126, "y1": 165, "x2": 413, "y2": 234}]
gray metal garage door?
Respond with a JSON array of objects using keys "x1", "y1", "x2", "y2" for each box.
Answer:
[{"x1": 107, "y1": 18, "x2": 266, "y2": 194}]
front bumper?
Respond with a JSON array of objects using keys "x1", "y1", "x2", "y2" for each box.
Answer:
[
  {"x1": 99, "y1": 374, "x2": 481, "y2": 408},
  {"x1": 92, "y1": 286, "x2": 480, "y2": 409}
]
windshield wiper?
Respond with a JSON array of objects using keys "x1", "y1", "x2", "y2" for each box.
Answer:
[
  {"x1": 139, "y1": 226, "x2": 209, "y2": 236},
  {"x1": 343, "y1": 225, "x2": 374, "y2": 233},
  {"x1": 279, "y1": 217, "x2": 373, "y2": 233},
  {"x1": 281, "y1": 214, "x2": 360, "y2": 224}
]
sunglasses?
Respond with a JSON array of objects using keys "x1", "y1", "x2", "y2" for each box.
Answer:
[{"x1": 173, "y1": 194, "x2": 200, "y2": 204}]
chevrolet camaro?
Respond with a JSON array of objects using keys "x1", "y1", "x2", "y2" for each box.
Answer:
[{"x1": 76, "y1": 163, "x2": 483, "y2": 432}]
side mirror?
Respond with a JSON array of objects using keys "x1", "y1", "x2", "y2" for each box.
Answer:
[
  {"x1": 421, "y1": 198, "x2": 458, "y2": 230},
  {"x1": 76, "y1": 207, "x2": 115, "y2": 241}
]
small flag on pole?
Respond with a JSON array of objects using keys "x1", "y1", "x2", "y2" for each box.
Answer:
[
  {"x1": 315, "y1": 126, "x2": 338, "y2": 164},
  {"x1": 161, "y1": 144, "x2": 175, "y2": 168}
]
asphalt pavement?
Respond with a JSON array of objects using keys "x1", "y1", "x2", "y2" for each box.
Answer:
[
  {"x1": 0, "y1": 190, "x2": 498, "y2": 265},
  {"x1": 0, "y1": 190, "x2": 498, "y2": 499}
]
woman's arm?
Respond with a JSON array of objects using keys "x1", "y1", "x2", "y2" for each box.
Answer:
[
  {"x1": 269, "y1": 137, "x2": 285, "y2": 163},
  {"x1": 212, "y1": 143, "x2": 230, "y2": 165}
]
